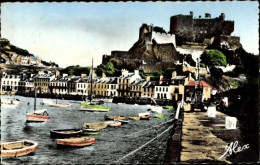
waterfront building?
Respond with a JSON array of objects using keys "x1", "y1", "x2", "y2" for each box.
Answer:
[
  {"x1": 117, "y1": 69, "x2": 142, "y2": 97},
  {"x1": 0, "y1": 72, "x2": 21, "y2": 93},
  {"x1": 18, "y1": 75, "x2": 34, "y2": 93},
  {"x1": 130, "y1": 79, "x2": 146, "y2": 97},
  {"x1": 106, "y1": 77, "x2": 118, "y2": 97},
  {"x1": 76, "y1": 76, "x2": 88, "y2": 96},
  {"x1": 154, "y1": 75, "x2": 171, "y2": 100},
  {"x1": 50, "y1": 74, "x2": 74, "y2": 95},
  {"x1": 142, "y1": 78, "x2": 156, "y2": 98},
  {"x1": 35, "y1": 72, "x2": 55, "y2": 93},
  {"x1": 184, "y1": 80, "x2": 213, "y2": 102}
]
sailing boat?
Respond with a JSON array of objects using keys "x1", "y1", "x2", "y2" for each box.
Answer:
[
  {"x1": 49, "y1": 93, "x2": 71, "y2": 107},
  {"x1": 26, "y1": 80, "x2": 50, "y2": 122},
  {"x1": 79, "y1": 58, "x2": 111, "y2": 112}
]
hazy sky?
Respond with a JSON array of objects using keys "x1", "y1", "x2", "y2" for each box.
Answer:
[{"x1": 1, "y1": 2, "x2": 259, "y2": 67}]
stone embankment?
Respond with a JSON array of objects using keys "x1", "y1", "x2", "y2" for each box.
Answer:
[{"x1": 165, "y1": 104, "x2": 258, "y2": 163}]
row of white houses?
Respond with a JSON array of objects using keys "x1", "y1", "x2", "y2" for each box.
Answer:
[{"x1": 0, "y1": 69, "x2": 215, "y2": 102}]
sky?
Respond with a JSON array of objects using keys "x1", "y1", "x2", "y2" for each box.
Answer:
[{"x1": 1, "y1": 2, "x2": 259, "y2": 67}]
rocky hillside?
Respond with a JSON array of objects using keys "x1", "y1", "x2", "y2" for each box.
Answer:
[{"x1": 0, "y1": 38, "x2": 58, "y2": 67}]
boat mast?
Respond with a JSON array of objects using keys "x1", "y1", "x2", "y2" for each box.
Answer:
[
  {"x1": 90, "y1": 58, "x2": 93, "y2": 103},
  {"x1": 34, "y1": 78, "x2": 36, "y2": 111}
]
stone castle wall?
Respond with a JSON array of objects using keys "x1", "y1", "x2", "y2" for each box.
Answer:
[{"x1": 170, "y1": 12, "x2": 235, "y2": 45}]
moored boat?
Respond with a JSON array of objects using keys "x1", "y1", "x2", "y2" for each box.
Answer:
[
  {"x1": 49, "y1": 103, "x2": 71, "y2": 107},
  {"x1": 83, "y1": 122, "x2": 108, "y2": 130},
  {"x1": 138, "y1": 112, "x2": 150, "y2": 117},
  {"x1": 108, "y1": 121, "x2": 121, "y2": 127},
  {"x1": 104, "y1": 115, "x2": 126, "y2": 120},
  {"x1": 1, "y1": 98, "x2": 20, "y2": 108},
  {"x1": 129, "y1": 116, "x2": 140, "y2": 120},
  {"x1": 117, "y1": 119, "x2": 129, "y2": 124},
  {"x1": 140, "y1": 115, "x2": 151, "y2": 120},
  {"x1": 82, "y1": 128, "x2": 101, "y2": 135},
  {"x1": 42, "y1": 99, "x2": 53, "y2": 105},
  {"x1": 50, "y1": 129, "x2": 82, "y2": 139},
  {"x1": 150, "y1": 106, "x2": 163, "y2": 113},
  {"x1": 26, "y1": 109, "x2": 50, "y2": 122},
  {"x1": 57, "y1": 137, "x2": 95, "y2": 147},
  {"x1": 80, "y1": 103, "x2": 110, "y2": 112},
  {"x1": 1, "y1": 140, "x2": 38, "y2": 157},
  {"x1": 154, "y1": 114, "x2": 164, "y2": 119}
]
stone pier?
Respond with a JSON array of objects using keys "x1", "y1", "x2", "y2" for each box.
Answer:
[{"x1": 180, "y1": 110, "x2": 254, "y2": 163}]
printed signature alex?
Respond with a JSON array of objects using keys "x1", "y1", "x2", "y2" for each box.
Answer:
[{"x1": 219, "y1": 141, "x2": 250, "y2": 159}]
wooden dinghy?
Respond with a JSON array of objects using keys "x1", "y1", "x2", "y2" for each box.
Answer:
[
  {"x1": 1, "y1": 140, "x2": 38, "y2": 157},
  {"x1": 26, "y1": 109, "x2": 50, "y2": 122},
  {"x1": 108, "y1": 121, "x2": 121, "y2": 127},
  {"x1": 83, "y1": 122, "x2": 108, "y2": 130},
  {"x1": 117, "y1": 119, "x2": 129, "y2": 124},
  {"x1": 82, "y1": 128, "x2": 101, "y2": 135},
  {"x1": 140, "y1": 115, "x2": 151, "y2": 120},
  {"x1": 49, "y1": 103, "x2": 71, "y2": 107},
  {"x1": 50, "y1": 129, "x2": 82, "y2": 139},
  {"x1": 104, "y1": 115, "x2": 126, "y2": 120},
  {"x1": 129, "y1": 116, "x2": 140, "y2": 120},
  {"x1": 57, "y1": 137, "x2": 95, "y2": 147}
]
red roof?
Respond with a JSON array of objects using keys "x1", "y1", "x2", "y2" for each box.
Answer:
[{"x1": 186, "y1": 81, "x2": 212, "y2": 88}]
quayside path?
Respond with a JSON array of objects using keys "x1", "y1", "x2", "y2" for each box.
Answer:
[{"x1": 180, "y1": 110, "x2": 258, "y2": 163}]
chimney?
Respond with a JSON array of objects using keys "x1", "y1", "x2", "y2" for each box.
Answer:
[
  {"x1": 146, "y1": 76, "x2": 150, "y2": 82},
  {"x1": 121, "y1": 69, "x2": 129, "y2": 77},
  {"x1": 81, "y1": 73, "x2": 87, "y2": 78},
  {"x1": 190, "y1": 11, "x2": 193, "y2": 16},
  {"x1": 102, "y1": 72, "x2": 106, "y2": 78},
  {"x1": 172, "y1": 71, "x2": 177, "y2": 78},
  {"x1": 134, "y1": 70, "x2": 139, "y2": 76},
  {"x1": 160, "y1": 74, "x2": 163, "y2": 81}
]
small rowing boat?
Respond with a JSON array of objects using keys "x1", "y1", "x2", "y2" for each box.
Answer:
[
  {"x1": 49, "y1": 103, "x2": 71, "y2": 107},
  {"x1": 140, "y1": 115, "x2": 151, "y2": 120},
  {"x1": 57, "y1": 137, "x2": 95, "y2": 147},
  {"x1": 104, "y1": 115, "x2": 126, "y2": 120},
  {"x1": 50, "y1": 129, "x2": 82, "y2": 139},
  {"x1": 82, "y1": 128, "x2": 101, "y2": 135},
  {"x1": 83, "y1": 122, "x2": 108, "y2": 130},
  {"x1": 26, "y1": 109, "x2": 50, "y2": 122},
  {"x1": 117, "y1": 119, "x2": 129, "y2": 124},
  {"x1": 108, "y1": 121, "x2": 121, "y2": 127},
  {"x1": 1, "y1": 140, "x2": 38, "y2": 157},
  {"x1": 129, "y1": 116, "x2": 140, "y2": 120}
]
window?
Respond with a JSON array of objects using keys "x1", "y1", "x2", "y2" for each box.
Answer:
[
  {"x1": 166, "y1": 88, "x2": 168, "y2": 92},
  {"x1": 163, "y1": 88, "x2": 164, "y2": 92},
  {"x1": 164, "y1": 93, "x2": 166, "y2": 98}
]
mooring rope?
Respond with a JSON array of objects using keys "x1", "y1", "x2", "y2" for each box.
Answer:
[
  {"x1": 114, "y1": 124, "x2": 174, "y2": 163},
  {"x1": 122, "y1": 119, "x2": 174, "y2": 138}
]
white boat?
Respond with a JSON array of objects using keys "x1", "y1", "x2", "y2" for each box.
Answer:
[
  {"x1": 138, "y1": 112, "x2": 150, "y2": 117},
  {"x1": 1, "y1": 140, "x2": 38, "y2": 157},
  {"x1": 150, "y1": 106, "x2": 163, "y2": 114},
  {"x1": 26, "y1": 109, "x2": 50, "y2": 122},
  {"x1": 26, "y1": 82, "x2": 50, "y2": 122},
  {"x1": 1, "y1": 98, "x2": 20, "y2": 108},
  {"x1": 42, "y1": 99, "x2": 53, "y2": 105},
  {"x1": 49, "y1": 102, "x2": 71, "y2": 107}
]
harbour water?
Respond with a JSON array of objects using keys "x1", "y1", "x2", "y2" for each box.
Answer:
[{"x1": 1, "y1": 95, "x2": 175, "y2": 164}]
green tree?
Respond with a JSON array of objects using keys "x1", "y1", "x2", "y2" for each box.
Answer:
[
  {"x1": 96, "y1": 62, "x2": 116, "y2": 76},
  {"x1": 201, "y1": 49, "x2": 227, "y2": 67}
]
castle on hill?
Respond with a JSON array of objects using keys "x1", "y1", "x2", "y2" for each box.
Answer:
[{"x1": 102, "y1": 12, "x2": 240, "y2": 73}]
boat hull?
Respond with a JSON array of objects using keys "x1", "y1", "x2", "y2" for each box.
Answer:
[
  {"x1": 1, "y1": 140, "x2": 38, "y2": 157},
  {"x1": 140, "y1": 115, "x2": 151, "y2": 120},
  {"x1": 80, "y1": 102, "x2": 110, "y2": 112},
  {"x1": 129, "y1": 116, "x2": 140, "y2": 120},
  {"x1": 26, "y1": 113, "x2": 50, "y2": 122},
  {"x1": 83, "y1": 122, "x2": 108, "y2": 129},
  {"x1": 57, "y1": 137, "x2": 95, "y2": 147},
  {"x1": 49, "y1": 103, "x2": 70, "y2": 107},
  {"x1": 82, "y1": 129, "x2": 101, "y2": 135},
  {"x1": 50, "y1": 129, "x2": 82, "y2": 139},
  {"x1": 104, "y1": 115, "x2": 126, "y2": 120},
  {"x1": 108, "y1": 121, "x2": 121, "y2": 127}
]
